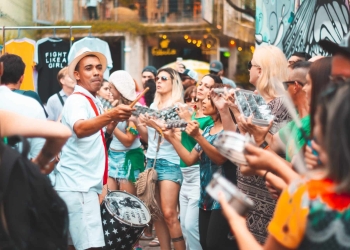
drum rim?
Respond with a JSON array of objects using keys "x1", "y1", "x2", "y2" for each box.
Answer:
[{"x1": 103, "y1": 190, "x2": 151, "y2": 227}]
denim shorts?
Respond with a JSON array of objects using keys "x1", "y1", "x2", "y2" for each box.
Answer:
[
  {"x1": 108, "y1": 150, "x2": 141, "y2": 180},
  {"x1": 146, "y1": 158, "x2": 183, "y2": 185}
]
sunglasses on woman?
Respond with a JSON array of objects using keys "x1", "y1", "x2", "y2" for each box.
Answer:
[
  {"x1": 185, "y1": 97, "x2": 198, "y2": 103},
  {"x1": 248, "y1": 61, "x2": 260, "y2": 70},
  {"x1": 282, "y1": 80, "x2": 305, "y2": 90},
  {"x1": 155, "y1": 76, "x2": 170, "y2": 81}
]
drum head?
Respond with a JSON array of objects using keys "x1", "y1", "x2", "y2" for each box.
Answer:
[{"x1": 104, "y1": 191, "x2": 151, "y2": 226}]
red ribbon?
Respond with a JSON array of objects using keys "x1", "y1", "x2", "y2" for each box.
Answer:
[{"x1": 73, "y1": 92, "x2": 108, "y2": 185}]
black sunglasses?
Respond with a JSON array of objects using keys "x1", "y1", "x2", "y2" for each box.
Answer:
[
  {"x1": 185, "y1": 97, "x2": 198, "y2": 103},
  {"x1": 282, "y1": 80, "x2": 305, "y2": 90},
  {"x1": 155, "y1": 76, "x2": 170, "y2": 81},
  {"x1": 247, "y1": 61, "x2": 260, "y2": 70}
]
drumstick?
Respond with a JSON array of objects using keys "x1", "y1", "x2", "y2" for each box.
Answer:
[{"x1": 130, "y1": 87, "x2": 150, "y2": 108}]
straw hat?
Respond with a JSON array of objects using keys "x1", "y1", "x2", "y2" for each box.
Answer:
[
  {"x1": 68, "y1": 47, "x2": 107, "y2": 80},
  {"x1": 109, "y1": 70, "x2": 137, "y2": 101}
]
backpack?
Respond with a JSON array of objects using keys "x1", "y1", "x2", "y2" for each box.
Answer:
[{"x1": 0, "y1": 136, "x2": 68, "y2": 250}]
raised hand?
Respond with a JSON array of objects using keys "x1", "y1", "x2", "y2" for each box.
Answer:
[
  {"x1": 176, "y1": 104, "x2": 193, "y2": 122},
  {"x1": 109, "y1": 104, "x2": 135, "y2": 122},
  {"x1": 238, "y1": 115, "x2": 272, "y2": 144},
  {"x1": 243, "y1": 143, "x2": 275, "y2": 171},
  {"x1": 304, "y1": 140, "x2": 322, "y2": 169},
  {"x1": 185, "y1": 120, "x2": 200, "y2": 139}
]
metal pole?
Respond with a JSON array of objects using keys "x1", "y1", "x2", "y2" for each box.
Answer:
[
  {"x1": 0, "y1": 26, "x2": 92, "y2": 30},
  {"x1": 0, "y1": 26, "x2": 91, "y2": 53},
  {"x1": 2, "y1": 26, "x2": 5, "y2": 54},
  {"x1": 69, "y1": 26, "x2": 72, "y2": 48}
]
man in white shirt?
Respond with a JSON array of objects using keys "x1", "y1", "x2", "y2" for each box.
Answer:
[
  {"x1": 54, "y1": 47, "x2": 134, "y2": 250},
  {"x1": 0, "y1": 54, "x2": 46, "y2": 160},
  {"x1": 46, "y1": 67, "x2": 76, "y2": 121}
]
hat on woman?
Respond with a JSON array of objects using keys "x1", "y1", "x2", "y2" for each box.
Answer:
[
  {"x1": 68, "y1": 47, "x2": 107, "y2": 80},
  {"x1": 109, "y1": 70, "x2": 137, "y2": 101},
  {"x1": 142, "y1": 66, "x2": 157, "y2": 77}
]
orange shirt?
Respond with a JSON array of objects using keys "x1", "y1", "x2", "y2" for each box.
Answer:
[
  {"x1": 3, "y1": 39, "x2": 36, "y2": 91},
  {"x1": 268, "y1": 178, "x2": 350, "y2": 249}
]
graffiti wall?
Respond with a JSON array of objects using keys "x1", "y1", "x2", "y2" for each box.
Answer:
[{"x1": 256, "y1": 0, "x2": 350, "y2": 58}]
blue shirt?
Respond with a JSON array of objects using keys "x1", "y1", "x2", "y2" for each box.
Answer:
[{"x1": 195, "y1": 125, "x2": 224, "y2": 210}]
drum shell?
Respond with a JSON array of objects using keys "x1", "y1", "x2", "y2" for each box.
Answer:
[
  {"x1": 101, "y1": 202, "x2": 145, "y2": 250},
  {"x1": 101, "y1": 191, "x2": 151, "y2": 250}
]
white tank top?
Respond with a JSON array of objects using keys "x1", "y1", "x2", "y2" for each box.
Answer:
[{"x1": 109, "y1": 121, "x2": 141, "y2": 151}]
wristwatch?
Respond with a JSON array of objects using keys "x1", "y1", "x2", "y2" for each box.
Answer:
[{"x1": 259, "y1": 141, "x2": 269, "y2": 149}]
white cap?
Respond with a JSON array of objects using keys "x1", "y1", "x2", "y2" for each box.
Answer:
[{"x1": 109, "y1": 70, "x2": 137, "y2": 101}]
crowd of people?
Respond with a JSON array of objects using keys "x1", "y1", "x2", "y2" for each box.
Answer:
[{"x1": 1, "y1": 30, "x2": 350, "y2": 250}]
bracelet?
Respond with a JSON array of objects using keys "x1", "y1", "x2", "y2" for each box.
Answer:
[
  {"x1": 263, "y1": 170, "x2": 269, "y2": 181},
  {"x1": 259, "y1": 141, "x2": 269, "y2": 149},
  {"x1": 127, "y1": 126, "x2": 139, "y2": 135}
]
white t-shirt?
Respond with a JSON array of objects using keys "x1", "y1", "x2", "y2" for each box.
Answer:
[
  {"x1": 109, "y1": 121, "x2": 141, "y2": 151},
  {"x1": 68, "y1": 37, "x2": 113, "y2": 79},
  {"x1": 54, "y1": 85, "x2": 106, "y2": 193},
  {"x1": 0, "y1": 86, "x2": 46, "y2": 159},
  {"x1": 145, "y1": 103, "x2": 180, "y2": 164},
  {"x1": 46, "y1": 89, "x2": 68, "y2": 121}
]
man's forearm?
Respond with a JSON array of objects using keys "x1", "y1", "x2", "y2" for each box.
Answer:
[{"x1": 74, "y1": 113, "x2": 113, "y2": 138}]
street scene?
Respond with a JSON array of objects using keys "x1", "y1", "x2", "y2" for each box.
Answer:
[{"x1": 1, "y1": 0, "x2": 350, "y2": 250}]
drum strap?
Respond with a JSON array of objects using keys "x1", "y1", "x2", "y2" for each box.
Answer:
[{"x1": 73, "y1": 92, "x2": 108, "y2": 185}]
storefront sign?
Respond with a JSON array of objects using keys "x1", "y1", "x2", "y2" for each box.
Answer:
[{"x1": 151, "y1": 39, "x2": 177, "y2": 56}]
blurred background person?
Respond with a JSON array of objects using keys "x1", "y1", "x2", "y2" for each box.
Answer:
[
  {"x1": 209, "y1": 60, "x2": 236, "y2": 88},
  {"x1": 180, "y1": 69, "x2": 198, "y2": 90},
  {"x1": 46, "y1": 67, "x2": 76, "y2": 121},
  {"x1": 97, "y1": 79, "x2": 114, "y2": 110}
]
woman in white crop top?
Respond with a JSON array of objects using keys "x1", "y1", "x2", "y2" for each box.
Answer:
[
  {"x1": 136, "y1": 68, "x2": 186, "y2": 250},
  {"x1": 107, "y1": 70, "x2": 145, "y2": 196}
]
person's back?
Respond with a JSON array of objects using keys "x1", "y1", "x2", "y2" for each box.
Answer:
[
  {"x1": 13, "y1": 89, "x2": 48, "y2": 118},
  {"x1": 0, "y1": 54, "x2": 46, "y2": 159}
]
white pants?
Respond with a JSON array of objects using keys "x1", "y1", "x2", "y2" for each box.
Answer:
[
  {"x1": 57, "y1": 191, "x2": 105, "y2": 250},
  {"x1": 179, "y1": 166, "x2": 203, "y2": 250}
]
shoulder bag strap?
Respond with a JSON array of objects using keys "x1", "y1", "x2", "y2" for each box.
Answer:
[
  {"x1": 73, "y1": 92, "x2": 108, "y2": 185},
  {"x1": 56, "y1": 92, "x2": 64, "y2": 106}
]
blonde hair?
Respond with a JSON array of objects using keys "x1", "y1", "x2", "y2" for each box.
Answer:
[
  {"x1": 153, "y1": 68, "x2": 184, "y2": 106},
  {"x1": 56, "y1": 67, "x2": 69, "y2": 87},
  {"x1": 253, "y1": 45, "x2": 288, "y2": 100}
]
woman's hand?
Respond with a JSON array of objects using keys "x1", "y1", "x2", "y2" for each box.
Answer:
[
  {"x1": 266, "y1": 181, "x2": 280, "y2": 199},
  {"x1": 239, "y1": 115, "x2": 272, "y2": 144},
  {"x1": 218, "y1": 192, "x2": 246, "y2": 231},
  {"x1": 176, "y1": 104, "x2": 193, "y2": 122},
  {"x1": 244, "y1": 143, "x2": 275, "y2": 171},
  {"x1": 185, "y1": 120, "x2": 200, "y2": 139},
  {"x1": 209, "y1": 89, "x2": 230, "y2": 111},
  {"x1": 163, "y1": 128, "x2": 177, "y2": 141},
  {"x1": 304, "y1": 140, "x2": 322, "y2": 169}
]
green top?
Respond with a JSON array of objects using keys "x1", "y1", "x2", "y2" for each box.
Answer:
[
  {"x1": 180, "y1": 113, "x2": 214, "y2": 167},
  {"x1": 279, "y1": 115, "x2": 310, "y2": 162}
]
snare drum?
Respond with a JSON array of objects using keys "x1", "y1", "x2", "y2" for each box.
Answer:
[{"x1": 101, "y1": 191, "x2": 151, "y2": 250}]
